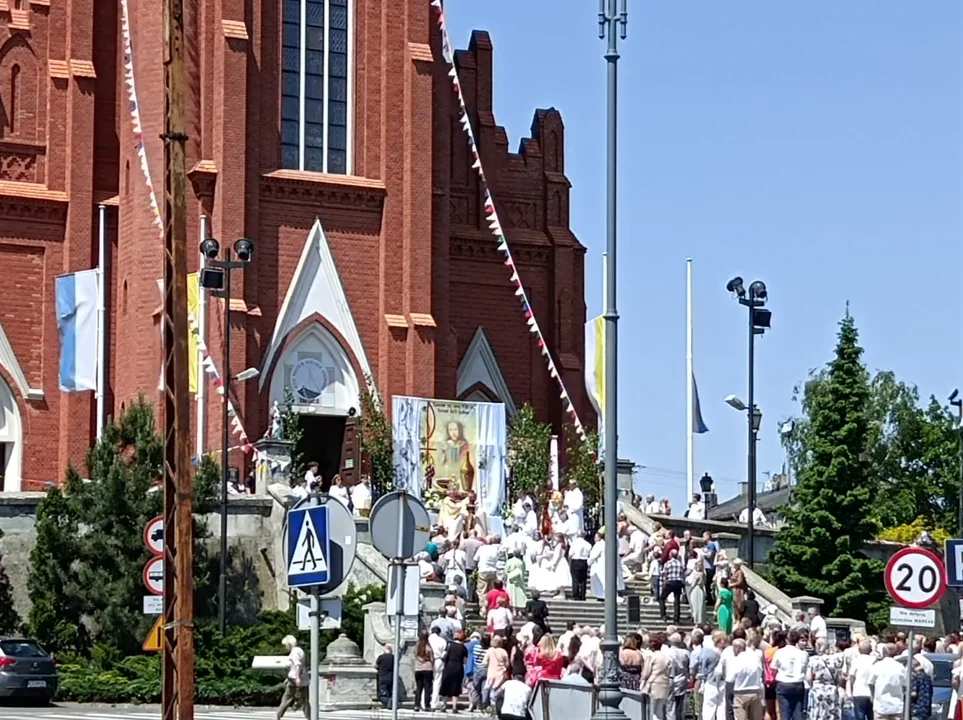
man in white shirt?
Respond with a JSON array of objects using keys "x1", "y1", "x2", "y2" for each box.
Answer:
[
  {"x1": 688, "y1": 494, "x2": 706, "y2": 520},
  {"x1": 728, "y1": 639, "x2": 764, "y2": 720},
  {"x1": 277, "y1": 635, "x2": 308, "y2": 719},
  {"x1": 621, "y1": 525, "x2": 648, "y2": 578},
  {"x1": 644, "y1": 494, "x2": 661, "y2": 514},
  {"x1": 771, "y1": 630, "x2": 809, "y2": 720},
  {"x1": 848, "y1": 639, "x2": 875, "y2": 720},
  {"x1": 870, "y1": 643, "x2": 904, "y2": 720},
  {"x1": 898, "y1": 638, "x2": 934, "y2": 678},
  {"x1": 569, "y1": 533, "x2": 592, "y2": 601},
  {"x1": 739, "y1": 506, "x2": 769, "y2": 527},
  {"x1": 558, "y1": 621, "x2": 579, "y2": 656},
  {"x1": 474, "y1": 536, "x2": 502, "y2": 603},
  {"x1": 807, "y1": 607, "x2": 827, "y2": 645},
  {"x1": 498, "y1": 673, "x2": 532, "y2": 720}
]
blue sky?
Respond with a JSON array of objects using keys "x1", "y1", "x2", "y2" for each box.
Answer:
[{"x1": 444, "y1": 1, "x2": 962, "y2": 510}]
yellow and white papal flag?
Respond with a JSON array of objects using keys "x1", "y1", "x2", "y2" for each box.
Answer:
[{"x1": 584, "y1": 315, "x2": 605, "y2": 451}]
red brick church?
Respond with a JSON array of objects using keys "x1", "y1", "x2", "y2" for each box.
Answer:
[{"x1": 0, "y1": 0, "x2": 593, "y2": 492}]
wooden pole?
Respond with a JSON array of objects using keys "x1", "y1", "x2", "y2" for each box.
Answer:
[{"x1": 162, "y1": 0, "x2": 194, "y2": 714}]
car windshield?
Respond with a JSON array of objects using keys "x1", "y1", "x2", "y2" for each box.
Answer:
[{"x1": 0, "y1": 640, "x2": 47, "y2": 658}]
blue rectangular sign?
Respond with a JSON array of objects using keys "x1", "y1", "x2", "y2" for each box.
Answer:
[
  {"x1": 944, "y1": 539, "x2": 963, "y2": 588},
  {"x1": 287, "y1": 506, "x2": 331, "y2": 588}
]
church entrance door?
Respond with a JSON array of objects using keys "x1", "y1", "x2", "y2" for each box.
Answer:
[{"x1": 297, "y1": 414, "x2": 346, "y2": 490}]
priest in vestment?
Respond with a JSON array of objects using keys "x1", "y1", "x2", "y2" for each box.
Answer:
[{"x1": 564, "y1": 479, "x2": 584, "y2": 528}]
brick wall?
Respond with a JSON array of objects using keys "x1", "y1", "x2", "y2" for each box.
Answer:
[{"x1": 0, "y1": 1, "x2": 593, "y2": 490}]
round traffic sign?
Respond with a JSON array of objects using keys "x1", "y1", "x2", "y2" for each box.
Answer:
[
  {"x1": 144, "y1": 516, "x2": 164, "y2": 555},
  {"x1": 368, "y1": 491, "x2": 430, "y2": 560},
  {"x1": 885, "y1": 547, "x2": 946, "y2": 609},
  {"x1": 144, "y1": 557, "x2": 164, "y2": 595}
]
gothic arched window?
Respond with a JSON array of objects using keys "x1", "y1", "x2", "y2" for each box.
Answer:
[{"x1": 281, "y1": 0, "x2": 353, "y2": 175}]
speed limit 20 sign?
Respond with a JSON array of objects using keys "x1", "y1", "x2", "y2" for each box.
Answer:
[{"x1": 885, "y1": 547, "x2": 946, "y2": 609}]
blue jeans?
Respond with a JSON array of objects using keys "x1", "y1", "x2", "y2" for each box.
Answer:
[
  {"x1": 378, "y1": 681, "x2": 393, "y2": 708},
  {"x1": 853, "y1": 696, "x2": 872, "y2": 720},
  {"x1": 776, "y1": 682, "x2": 805, "y2": 720},
  {"x1": 652, "y1": 575, "x2": 661, "y2": 599}
]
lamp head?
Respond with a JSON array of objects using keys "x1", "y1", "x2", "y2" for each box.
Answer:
[
  {"x1": 234, "y1": 238, "x2": 254, "y2": 263},
  {"x1": 749, "y1": 280, "x2": 767, "y2": 302},
  {"x1": 699, "y1": 473, "x2": 714, "y2": 493},
  {"x1": 200, "y1": 238, "x2": 220, "y2": 259},
  {"x1": 725, "y1": 394, "x2": 747, "y2": 412},
  {"x1": 752, "y1": 406, "x2": 763, "y2": 432},
  {"x1": 950, "y1": 389, "x2": 960, "y2": 405},
  {"x1": 726, "y1": 276, "x2": 745, "y2": 298}
]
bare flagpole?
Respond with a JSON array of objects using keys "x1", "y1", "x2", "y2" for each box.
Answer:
[{"x1": 686, "y1": 258, "x2": 694, "y2": 499}]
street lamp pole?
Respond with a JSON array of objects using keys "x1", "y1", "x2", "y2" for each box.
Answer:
[
  {"x1": 727, "y1": 277, "x2": 770, "y2": 569},
  {"x1": 596, "y1": 1, "x2": 628, "y2": 719},
  {"x1": 200, "y1": 237, "x2": 254, "y2": 634}
]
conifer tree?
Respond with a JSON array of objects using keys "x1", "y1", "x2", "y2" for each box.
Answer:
[
  {"x1": 768, "y1": 312, "x2": 885, "y2": 622},
  {"x1": 0, "y1": 529, "x2": 21, "y2": 634}
]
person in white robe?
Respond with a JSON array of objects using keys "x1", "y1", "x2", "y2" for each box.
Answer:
[
  {"x1": 589, "y1": 531, "x2": 625, "y2": 599},
  {"x1": 522, "y1": 502, "x2": 539, "y2": 537},
  {"x1": 541, "y1": 534, "x2": 572, "y2": 596},
  {"x1": 563, "y1": 480, "x2": 584, "y2": 528},
  {"x1": 558, "y1": 510, "x2": 581, "y2": 544},
  {"x1": 350, "y1": 476, "x2": 372, "y2": 517},
  {"x1": 329, "y1": 475, "x2": 350, "y2": 506},
  {"x1": 512, "y1": 494, "x2": 534, "y2": 528},
  {"x1": 504, "y1": 525, "x2": 529, "y2": 557},
  {"x1": 526, "y1": 535, "x2": 547, "y2": 592}
]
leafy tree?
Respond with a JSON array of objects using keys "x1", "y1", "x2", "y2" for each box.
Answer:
[
  {"x1": 561, "y1": 427, "x2": 601, "y2": 511},
  {"x1": 0, "y1": 529, "x2": 21, "y2": 634},
  {"x1": 507, "y1": 404, "x2": 552, "y2": 505},
  {"x1": 282, "y1": 386, "x2": 306, "y2": 484},
  {"x1": 359, "y1": 381, "x2": 393, "y2": 492},
  {"x1": 877, "y1": 517, "x2": 951, "y2": 546},
  {"x1": 769, "y1": 312, "x2": 885, "y2": 625},
  {"x1": 783, "y1": 370, "x2": 959, "y2": 535}
]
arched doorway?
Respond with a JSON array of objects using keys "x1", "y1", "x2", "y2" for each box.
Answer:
[
  {"x1": 269, "y1": 323, "x2": 361, "y2": 486},
  {"x1": 0, "y1": 375, "x2": 22, "y2": 492}
]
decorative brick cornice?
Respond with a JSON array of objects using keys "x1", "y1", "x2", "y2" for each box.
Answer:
[
  {"x1": 451, "y1": 234, "x2": 549, "y2": 265},
  {"x1": 222, "y1": 19, "x2": 248, "y2": 41},
  {"x1": 69, "y1": 59, "x2": 97, "y2": 79},
  {"x1": 188, "y1": 159, "x2": 217, "y2": 199},
  {"x1": 48, "y1": 60, "x2": 70, "y2": 79},
  {"x1": 384, "y1": 314, "x2": 408, "y2": 329},
  {"x1": 0, "y1": 181, "x2": 68, "y2": 223},
  {"x1": 409, "y1": 313, "x2": 436, "y2": 328},
  {"x1": 259, "y1": 170, "x2": 386, "y2": 213},
  {"x1": 8, "y1": 8, "x2": 29, "y2": 30},
  {"x1": 408, "y1": 42, "x2": 433, "y2": 63}
]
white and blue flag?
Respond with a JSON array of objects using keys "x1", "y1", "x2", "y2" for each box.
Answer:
[{"x1": 56, "y1": 269, "x2": 99, "y2": 392}]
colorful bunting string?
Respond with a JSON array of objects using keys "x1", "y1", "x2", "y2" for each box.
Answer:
[
  {"x1": 431, "y1": 0, "x2": 587, "y2": 441},
  {"x1": 120, "y1": 0, "x2": 252, "y2": 455}
]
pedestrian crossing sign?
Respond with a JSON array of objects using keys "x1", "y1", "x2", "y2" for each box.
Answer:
[
  {"x1": 286, "y1": 505, "x2": 331, "y2": 588},
  {"x1": 143, "y1": 616, "x2": 164, "y2": 652}
]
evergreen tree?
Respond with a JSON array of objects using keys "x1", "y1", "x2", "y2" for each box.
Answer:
[
  {"x1": 0, "y1": 529, "x2": 21, "y2": 634},
  {"x1": 359, "y1": 383, "x2": 394, "y2": 493},
  {"x1": 769, "y1": 312, "x2": 884, "y2": 623},
  {"x1": 27, "y1": 485, "x2": 88, "y2": 655}
]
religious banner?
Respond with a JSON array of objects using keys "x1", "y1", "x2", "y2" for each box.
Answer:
[{"x1": 392, "y1": 396, "x2": 507, "y2": 535}]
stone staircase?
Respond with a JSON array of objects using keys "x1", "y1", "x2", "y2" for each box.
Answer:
[{"x1": 464, "y1": 573, "x2": 715, "y2": 636}]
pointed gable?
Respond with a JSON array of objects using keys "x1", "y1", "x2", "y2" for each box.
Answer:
[
  {"x1": 456, "y1": 327, "x2": 516, "y2": 415},
  {"x1": 258, "y1": 218, "x2": 372, "y2": 391}
]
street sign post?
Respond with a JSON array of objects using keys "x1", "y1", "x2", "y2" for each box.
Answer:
[
  {"x1": 285, "y1": 494, "x2": 357, "y2": 720},
  {"x1": 889, "y1": 606, "x2": 936, "y2": 630},
  {"x1": 145, "y1": 516, "x2": 164, "y2": 555},
  {"x1": 944, "y1": 539, "x2": 963, "y2": 588},
  {"x1": 143, "y1": 556, "x2": 164, "y2": 595},
  {"x1": 143, "y1": 615, "x2": 164, "y2": 652},
  {"x1": 884, "y1": 546, "x2": 946, "y2": 609},
  {"x1": 885, "y1": 546, "x2": 947, "y2": 720}
]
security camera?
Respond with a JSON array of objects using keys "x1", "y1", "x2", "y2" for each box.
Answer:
[{"x1": 749, "y1": 280, "x2": 767, "y2": 301}]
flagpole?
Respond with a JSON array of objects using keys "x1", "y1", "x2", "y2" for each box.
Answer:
[
  {"x1": 196, "y1": 215, "x2": 209, "y2": 458},
  {"x1": 686, "y1": 258, "x2": 694, "y2": 499},
  {"x1": 96, "y1": 204, "x2": 107, "y2": 440},
  {"x1": 600, "y1": 251, "x2": 608, "y2": 453}
]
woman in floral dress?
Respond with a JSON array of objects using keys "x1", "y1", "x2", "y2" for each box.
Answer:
[{"x1": 806, "y1": 639, "x2": 842, "y2": 720}]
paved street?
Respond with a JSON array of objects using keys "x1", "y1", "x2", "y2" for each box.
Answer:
[{"x1": 0, "y1": 705, "x2": 455, "y2": 720}]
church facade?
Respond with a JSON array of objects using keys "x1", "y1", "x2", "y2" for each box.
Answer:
[{"x1": 0, "y1": 0, "x2": 593, "y2": 492}]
